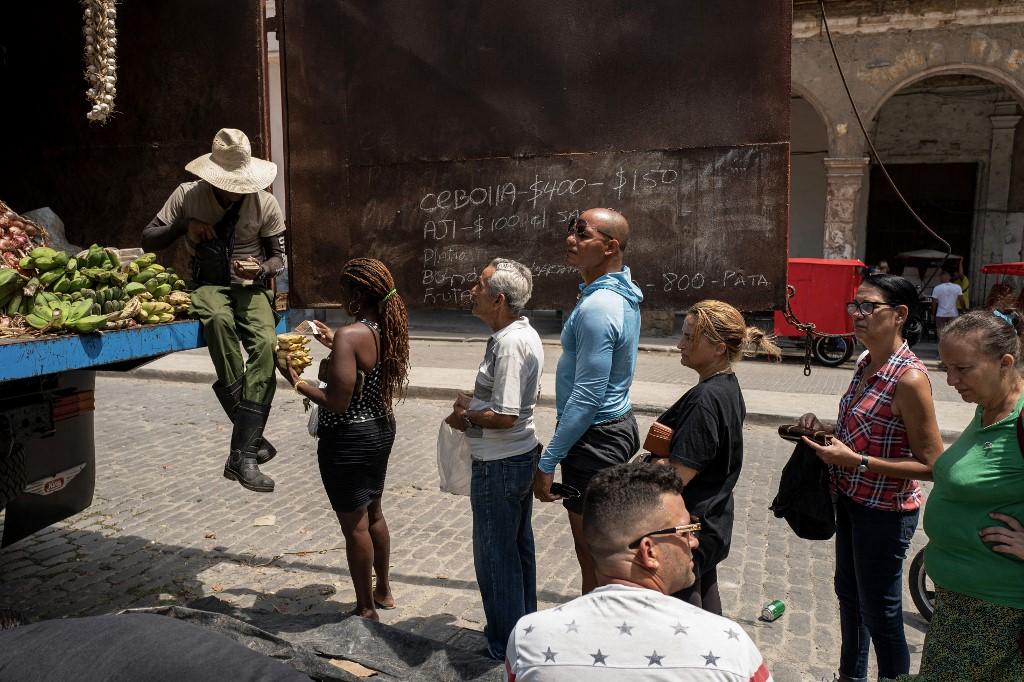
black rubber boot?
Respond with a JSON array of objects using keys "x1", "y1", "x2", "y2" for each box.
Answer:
[
  {"x1": 223, "y1": 400, "x2": 275, "y2": 493},
  {"x1": 212, "y1": 379, "x2": 277, "y2": 465}
]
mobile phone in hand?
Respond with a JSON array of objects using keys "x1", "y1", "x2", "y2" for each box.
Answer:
[{"x1": 549, "y1": 482, "x2": 581, "y2": 499}]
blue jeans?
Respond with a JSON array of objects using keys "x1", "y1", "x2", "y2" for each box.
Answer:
[
  {"x1": 470, "y1": 449, "x2": 538, "y2": 659},
  {"x1": 834, "y1": 494, "x2": 919, "y2": 681}
]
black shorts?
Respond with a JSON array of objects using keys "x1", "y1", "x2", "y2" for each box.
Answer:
[{"x1": 559, "y1": 412, "x2": 640, "y2": 514}]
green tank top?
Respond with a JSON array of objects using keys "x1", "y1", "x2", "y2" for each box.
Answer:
[{"x1": 923, "y1": 394, "x2": 1024, "y2": 608}]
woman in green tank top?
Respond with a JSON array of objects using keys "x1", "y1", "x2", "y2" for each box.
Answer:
[{"x1": 889, "y1": 310, "x2": 1024, "y2": 681}]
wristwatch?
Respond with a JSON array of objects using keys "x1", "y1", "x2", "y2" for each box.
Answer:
[{"x1": 856, "y1": 455, "x2": 870, "y2": 473}]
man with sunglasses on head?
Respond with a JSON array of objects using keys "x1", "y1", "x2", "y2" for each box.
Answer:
[
  {"x1": 507, "y1": 464, "x2": 772, "y2": 681},
  {"x1": 532, "y1": 207, "x2": 643, "y2": 595}
]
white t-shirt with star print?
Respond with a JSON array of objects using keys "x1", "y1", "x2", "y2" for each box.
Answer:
[{"x1": 505, "y1": 584, "x2": 772, "y2": 682}]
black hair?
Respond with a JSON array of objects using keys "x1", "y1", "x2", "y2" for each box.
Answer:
[
  {"x1": 861, "y1": 274, "x2": 923, "y2": 345},
  {"x1": 942, "y1": 310, "x2": 1024, "y2": 365},
  {"x1": 582, "y1": 463, "x2": 685, "y2": 556}
]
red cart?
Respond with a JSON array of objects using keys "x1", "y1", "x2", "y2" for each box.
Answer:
[{"x1": 774, "y1": 257, "x2": 866, "y2": 367}]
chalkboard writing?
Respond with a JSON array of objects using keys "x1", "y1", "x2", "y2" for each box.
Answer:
[{"x1": 344, "y1": 144, "x2": 788, "y2": 311}]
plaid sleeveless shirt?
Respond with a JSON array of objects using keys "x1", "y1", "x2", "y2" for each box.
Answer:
[{"x1": 832, "y1": 342, "x2": 928, "y2": 511}]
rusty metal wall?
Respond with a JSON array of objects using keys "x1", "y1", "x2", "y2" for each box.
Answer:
[
  {"x1": 280, "y1": 0, "x2": 792, "y2": 310},
  {"x1": 0, "y1": 1, "x2": 268, "y2": 273}
]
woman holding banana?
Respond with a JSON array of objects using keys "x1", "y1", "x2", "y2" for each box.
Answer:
[{"x1": 285, "y1": 258, "x2": 410, "y2": 621}]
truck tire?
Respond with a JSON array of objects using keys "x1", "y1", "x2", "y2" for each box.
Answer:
[{"x1": 0, "y1": 444, "x2": 26, "y2": 511}]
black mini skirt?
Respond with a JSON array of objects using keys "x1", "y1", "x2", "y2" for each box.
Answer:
[{"x1": 317, "y1": 414, "x2": 396, "y2": 513}]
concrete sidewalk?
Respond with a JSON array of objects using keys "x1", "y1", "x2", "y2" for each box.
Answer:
[{"x1": 107, "y1": 335, "x2": 975, "y2": 442}]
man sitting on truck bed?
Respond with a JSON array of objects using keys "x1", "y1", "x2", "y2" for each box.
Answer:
[{"x1": 141, "y1": 128, "x2": 286, "y2": 494}]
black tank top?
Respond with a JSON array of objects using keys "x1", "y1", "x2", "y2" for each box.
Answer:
[{"x1": 318, "y1": 320, "x2": 391, "y2": 426}]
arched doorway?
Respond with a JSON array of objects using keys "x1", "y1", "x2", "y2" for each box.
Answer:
[
  {"x1": 864, "y1": 73, "x2": 1024, "y2": 300},
  {"x1": 790, "y1": 95, "x2": 830, "y2": 257}
]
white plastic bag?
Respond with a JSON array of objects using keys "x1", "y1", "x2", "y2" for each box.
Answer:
[
  {"x1": 436, "y1": 422, "x2": 472, "y2": 496},
  {"x1": 306, "y1": 381, "x2": 328, "y2": 438}
]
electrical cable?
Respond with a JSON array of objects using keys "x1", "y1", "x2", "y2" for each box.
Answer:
[{"x1": 818, "y1": 0, "x2": 952, "y2": 294}]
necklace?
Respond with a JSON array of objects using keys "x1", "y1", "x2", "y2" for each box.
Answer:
[{"x1": 702, "y1": 368, "x2": 733, "y2": 382}]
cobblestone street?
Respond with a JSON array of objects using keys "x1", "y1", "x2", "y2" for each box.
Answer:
[{"x1": 0, "y1": 376, "x2": 929, "y2": 681}]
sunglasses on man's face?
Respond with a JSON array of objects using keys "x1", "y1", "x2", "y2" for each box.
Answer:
[
  {"x1": 567, "y1": 218, "x2": 613, "y2": 242},
  {"x1": 627, "y1": 520, "x2": 701, "y2": 549}
]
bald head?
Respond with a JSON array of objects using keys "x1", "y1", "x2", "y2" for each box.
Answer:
[{"x1": 581, "y1": 208, "x2": 630, "y2": 252}]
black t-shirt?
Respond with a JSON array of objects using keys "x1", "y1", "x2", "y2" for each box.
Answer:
[
  {"x1": 0, "y1": 613, "x2": 311, "y2": 681},
  {"x1": 659, "y1": 372, "x2": 746, "y2": 577}
]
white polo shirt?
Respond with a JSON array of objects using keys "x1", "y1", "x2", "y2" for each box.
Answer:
[{"x1": 466, "y1": 317, "x2": 544, "y2": 461}]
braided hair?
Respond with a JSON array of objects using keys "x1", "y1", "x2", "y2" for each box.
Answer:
[{"x1": 341, "y1": 258, "x2": 410, "y2": 406}]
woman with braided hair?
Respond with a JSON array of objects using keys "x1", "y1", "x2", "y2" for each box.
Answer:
[
  {"x1": 655, "y1": 299, "x2": 781, "y2": 614},
  {"x1": 287, "y1": 257, "x2": 410, "y2": 620}
]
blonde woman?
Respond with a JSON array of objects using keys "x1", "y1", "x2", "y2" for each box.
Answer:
[{"x1": 659, "y1": 299, "x2": 781, "y2": 614}]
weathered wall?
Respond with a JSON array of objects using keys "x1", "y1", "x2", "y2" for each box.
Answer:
[
  {"x1": 792, "y1": 0, "x2": 1024, "y2": 284},
  {"x1": 872, "y1": 81, "x2": 1002, "y2": 163},
  {"x1": 791, "y1": 97, "x2": 829, "y2": 256}
]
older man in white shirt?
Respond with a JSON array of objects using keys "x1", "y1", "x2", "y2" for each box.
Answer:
[{"x1": 446, "y1": 258, "x2": 544, "y2": 661}]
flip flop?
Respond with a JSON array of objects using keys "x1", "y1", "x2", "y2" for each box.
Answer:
[{"x1": 373, "y1": 599, "x2": 396, "y2": 610}]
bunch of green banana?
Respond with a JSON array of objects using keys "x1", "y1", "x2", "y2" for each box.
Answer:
[
  {"x1": 136, "y1": 300, "x2": 175, "y2": 324},
  {"x1": 0, "y1": 268, "x2": 28, "y2": 311},
  {"x1": 18, "y1": 247, "x2": 69, "y2": 273},
  {"x1": 83, "y1": 244, "x2": 119, "y2": 270}
]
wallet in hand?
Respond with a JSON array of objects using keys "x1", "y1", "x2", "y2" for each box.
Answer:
[
  {"x1": 643, "y1": 421, "x2": 673, "y2": 457},
  {"x1": 777, "y1": 424, "x2": 832, "y2": 446}
]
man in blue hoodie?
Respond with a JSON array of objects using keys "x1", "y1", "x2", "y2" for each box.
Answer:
[{"x1": 533, "y1": 207, "x2": 643, "y2": 594}]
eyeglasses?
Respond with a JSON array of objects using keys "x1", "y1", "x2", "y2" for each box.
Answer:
[
  {"x1": 627, "y1": 521, "x2": 701, "y2": 549},
  {"x1": 567, "y1": 218, "x2": 613, "y2": 242},
  {"x1": 846, "y1": 300, "x2": 897, "y2": 316}
]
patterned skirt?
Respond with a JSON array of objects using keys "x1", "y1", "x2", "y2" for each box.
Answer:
[{"x1": 886, "y1": 588, "x2": 1024, "y2": 682}]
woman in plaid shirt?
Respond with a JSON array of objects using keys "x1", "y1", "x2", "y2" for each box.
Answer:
[{"x1": 799, "y1": 274, "x2": 944, "y2": 682}]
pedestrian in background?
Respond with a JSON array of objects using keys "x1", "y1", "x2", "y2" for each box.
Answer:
[
  {"x1": 532, "y1": 208, "x2": 643, "y2": 595},
  {"x1": 931, "y1": 270, "x2": 962, "y2": 340},
  {"x1": 657, "y1": 299, "x2": 780, "y2": 615},
  {"x1": 799, "y1": 274, "x2": 944, "y2": 682},
  {"x1": 287, "y1": 258, "x2": 410, "y2": 621},
  {"x1": 444, "y1": 258, "x2": 544, "y2": 660},
  {"x1": 887, "y1": 310, "x2": 1024, "y2": 681}
]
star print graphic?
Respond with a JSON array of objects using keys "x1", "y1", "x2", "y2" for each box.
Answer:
[
  {"x1": 702, "y1": 650, "x2": 720, "y2": 666},
  {"x1": 646, "y1": 650, "x2": 665, "y2": 666},
  {"x1": 523, "y1": 625, "x2": 534, "y2": 636},
  {"x1": 590, "y1": 649, "x2": 608, "y2": 665},
  {"x1": 617, "y1": 621, "x2": 634, "y2": 635},
  {"x1": 565, "y1": 620, "x2": 579, "y2": 633},
  {"x1": 542, "y1": 647, "x2": 558, "y2": 662},
  {"x1": 724, "y1": 627, "x2": 740, "y2": 640},
  {"x1": 672, "y1": 622, "x2": 688, "y2": 635}
]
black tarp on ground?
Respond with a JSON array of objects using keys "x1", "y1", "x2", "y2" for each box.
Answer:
[{"x1": 126, "y1": 600, "x2": 504, "y2": 681}]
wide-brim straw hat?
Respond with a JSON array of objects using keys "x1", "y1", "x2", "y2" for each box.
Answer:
[{"x1": 185, "y1": 128, "x2": 277, "y2": 194}]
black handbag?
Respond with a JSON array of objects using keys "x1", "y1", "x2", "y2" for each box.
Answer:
[
  {"x1": 770, "y1": 425, "x2": 837, "y2": 541},
  {"x1": 191, "y1": 199, "x2": 243, "y2": 287}
]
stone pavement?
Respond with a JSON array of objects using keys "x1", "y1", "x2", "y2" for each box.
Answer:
[{"x1": 0, "y1": 376, "x2": 931, "y2": 681}]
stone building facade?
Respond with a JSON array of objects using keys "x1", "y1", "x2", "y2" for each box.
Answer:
[{"x1": 792, "y1": 0, "x2": 1024, "y2": 302}]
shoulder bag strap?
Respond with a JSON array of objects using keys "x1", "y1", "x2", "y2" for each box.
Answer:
[{"x1": 1017, "y1": 407, "x2": 1024, "y2": 461}]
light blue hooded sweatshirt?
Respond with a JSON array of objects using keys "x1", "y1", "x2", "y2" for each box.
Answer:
[{"x1": 538, "y1": 266, "x2": 643, "y2": 473}]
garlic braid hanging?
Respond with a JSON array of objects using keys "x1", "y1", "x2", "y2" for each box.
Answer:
[{"x1": 82, "y1": 0, "x2": 118, "y2": 123}]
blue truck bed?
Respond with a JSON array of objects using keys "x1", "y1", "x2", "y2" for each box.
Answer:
[{"x1": 0, "y1": 322, "x2": 206, "y2": 382}]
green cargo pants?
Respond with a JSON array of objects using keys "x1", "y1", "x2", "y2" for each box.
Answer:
[{"x1": 190, "y1": 284, "x2": 277, "y2": 405}]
